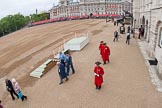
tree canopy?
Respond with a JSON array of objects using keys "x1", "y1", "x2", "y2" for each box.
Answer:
[
  {"x1": 0, "y1": 12, "x2": 50, "y2": 37},
  {"x1": 0, "y1": 13, "x2": 30, "y2": 37}
]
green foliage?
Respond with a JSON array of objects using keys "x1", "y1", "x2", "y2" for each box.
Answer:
[
  {"x1": 30, "y1": 12, "x2": 50, "y2": 22},
  {"x1": 0, "y1": 12, "x2": 49, "y2": 37},
  {"x1": 0, "y1": 13, "x2": 30, "y2": 36}
]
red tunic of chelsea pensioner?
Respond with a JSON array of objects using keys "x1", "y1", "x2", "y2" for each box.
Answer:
[
  {"x1": 94, "y1": 66, "x2": 104, "y2": 86},
  {"x1": 99, "y1": 41, "x2": 104, "y2": 55},
  {"x1": 101, "y1": 45, "x2": 110, "y2": 63}
]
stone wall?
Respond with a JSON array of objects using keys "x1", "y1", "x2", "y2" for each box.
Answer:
[{"x1": 133, "y1": 0, "x2": 162, "y2": 81}]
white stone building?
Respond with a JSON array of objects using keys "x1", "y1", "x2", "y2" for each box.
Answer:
[
  {"x1": 133, "y1": 0, "x2": 162, "y2": 87},
  {"x1": 50, "y1": 0, "x2": 132, "y2": 19}
]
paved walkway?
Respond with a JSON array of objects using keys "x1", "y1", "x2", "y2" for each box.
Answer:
[{"x1": 2, "y1": 19, "x2": 162, "y2": 108}]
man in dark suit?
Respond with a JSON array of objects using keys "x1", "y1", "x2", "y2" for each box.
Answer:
[{"x1": 65, "y1": 52, "x2": 75, "y2": 76}]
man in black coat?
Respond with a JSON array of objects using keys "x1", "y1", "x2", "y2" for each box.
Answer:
[
  {"x1": 65, "y1": 52, "x2": 75, "y2": 76},
  {"x1": 5, "y1": 79, "x2": 18, "y2": 100}
]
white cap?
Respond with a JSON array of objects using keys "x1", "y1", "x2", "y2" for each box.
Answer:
[{"x1": 12, "y1": 78, "x2": 16, "y2": 83}]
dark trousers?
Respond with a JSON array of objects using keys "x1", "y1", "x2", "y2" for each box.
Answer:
[
  {"x1": 113, "y1": 37, "x2": 118, "y2": 42},
  {"x1": 96, "y1": 85, "x2": 101, "y2": 90},
  {"x1": 66, "y1": 64, "x2": 75, "y2": 76},
  {"x1": 9, "y1": 90, "x2": 18, "y2": 100},
  {"x1": 138, "y1": 33, "x2": 141, "y2": 39},
  {"x1": 59, "y1": 73, "x2": 68, "y2": 83},
  {"x1": 126, "y1": 39, "x2": 130, "y2": 45}
]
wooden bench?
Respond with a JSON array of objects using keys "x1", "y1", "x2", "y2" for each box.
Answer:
[{"x1": 30, "y1": 59, "x2": 56, "y2": 78}]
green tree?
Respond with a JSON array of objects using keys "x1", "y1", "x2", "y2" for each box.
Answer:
[{"x1": 0, "y1": 13, "x2": 31, "y2": 37}]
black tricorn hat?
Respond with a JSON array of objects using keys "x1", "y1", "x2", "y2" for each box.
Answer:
[
  {"x1": 95, "y1": 61, "x2": 101, "y2": 65},
  {"x1": 103, "y1": 42, "x2": 107, "y2": 45}
]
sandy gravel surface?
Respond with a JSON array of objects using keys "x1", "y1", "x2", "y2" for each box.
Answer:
[{"x1": 0, "y1": 19, "x2": 162, "y2": 108}]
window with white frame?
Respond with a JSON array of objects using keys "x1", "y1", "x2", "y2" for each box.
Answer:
[{"x1": 160, "y1": 28, "x2": 162, "y2": 48}]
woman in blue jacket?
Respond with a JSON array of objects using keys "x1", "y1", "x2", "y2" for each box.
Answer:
[{"x1": 58, "y1": 60, "x2": 69, "y2": 85}]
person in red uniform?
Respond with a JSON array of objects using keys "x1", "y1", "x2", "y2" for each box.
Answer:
[
  {"x1": 99, "y1": 41, "x2": 104, "y2": 55},
  {"x1": 102, "y1": 43, "x2": 110, "y2": 64},
  {"x1": 94, "y1": 61, "x2": 104, "y2": 90}
]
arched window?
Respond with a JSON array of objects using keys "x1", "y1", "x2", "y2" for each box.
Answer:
[{"x1": 159, "y1": 28, "x2": 162, "y2": 48}]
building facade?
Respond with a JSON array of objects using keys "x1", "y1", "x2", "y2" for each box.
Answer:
[
  {"x1": 133, "y1": 0, "x2": 162, "y2": 82},
  {"x1": 50, "y1": 0, "x2": 132, "y2": 19}
]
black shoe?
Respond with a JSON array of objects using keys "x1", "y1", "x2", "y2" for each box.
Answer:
[
  {"x1": 66, "y1": 77, "x2": 69, "y2": 81},
  {"x1": 72, "y1": 72, "x2": 75, "y2": 74},
  {"x1": 98, "y1": 86, "x2": 101, "y2": 90},
  {"x1": 12, "y1": 97, "x2": 15, "y2": 100},
  {"x1": 103, "y1": 62, "x2": 106, "y2": 65},
  {"x1": 96, "y1": 86, "x2": 99, "y2": 89},
  {"x1": 24, "y1": 96, "x2": 27, "y2": 100},
  {"x1": 59, "y1": 82, "x2": 63, "y2": 85}
]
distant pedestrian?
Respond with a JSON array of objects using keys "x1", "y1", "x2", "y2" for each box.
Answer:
[
  {"x1": 113, "y1": 31, "x2": 118, "y2": 42},
  {"x1": 5, "y1": 79, "x2": 18, "y2": 100},
  {"x1": 58, "y1": 60, "x2": 69, "y2": 85},
  {"x1": 117, "y1": 21, "x2": 119, "y2": 26},
  {"x1": 101, "y1": 43, "x2": 110, "y2": 65},
  {"x1": 99, "y1": 41, "x2": 104, "y2": 55},
  {"x1": 139, "y1": 28, "x2": 141, "y2": 39},
  {"x1": 127, "y1": 26, "x2": 131, "y2": 33},
  {"x1": 114, "y1": 21, "x2": 116, "y2": 26},
  {"x1": 126, "y1": 31, "x2": 131, "y2": 45},
  {"x1": 0, "y1": 100, "x2": 3, "y2": 108},
  {"x1": 65, "y1": 52, "x2": 75, "y2": 76},
  {"x1": 94, "y1": 61, "x2": 104, "y2": 90},
  {"x1": 141, "y1": 25, "x2": 145, "y2": 37},
  {"x1": 12, "y1": 78, "x2": 27, "y2": 101}
]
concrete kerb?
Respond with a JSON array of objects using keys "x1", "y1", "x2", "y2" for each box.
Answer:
[{"x1": 137, "y1": 39, "x2": 162, "y2": 92}]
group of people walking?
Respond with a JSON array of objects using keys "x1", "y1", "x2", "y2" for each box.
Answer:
[
  {"x1": 113, "y1": 24, "x2": 131, "y2": 45},
  {"x1": 5, "y1": 78, "x2": 27, "y2": 101},
  {"x1": 99, "y1": 41, "x2": 111, "y2": 65},
  {"x1": 58, "y1": 50, "x2": 75, "y2": 85},
  {"x1": 93, "y1": 41, "x2": 111, "y2": 90}
]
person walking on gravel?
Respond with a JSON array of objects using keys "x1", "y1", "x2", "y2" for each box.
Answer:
[
  {"x1": 113, "y1": 31, "x2": 118, "y2": 42},
  {"x1": 94, "y1": 61, "x2": 104, "y2": 90},
  {"x1": 126, "y1": 31, "x2": 131, "y2": 45},
  {"x1": 99, "y1": 41, "x2": 104, "y2": 55},
  {"x1": 5, "y1": 79, "x2": 18, "y2": 100},
  {"x1": 58, "y1": 60, "x2": 69, "y2": 85},
  {"x1": 65, "y1": 52, "x2": 75, "y2": 76},
  {"x1": 101, "y1": 43, "x2": 110, "y2": 65},
  {"x1": 12, "y1": 78, "x2": 27, "y2": 101}
]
